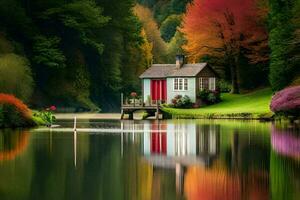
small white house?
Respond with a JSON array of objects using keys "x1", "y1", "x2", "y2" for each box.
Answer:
[{"x1": 139, "y1": 55, "x2": 219, "y2": 104}]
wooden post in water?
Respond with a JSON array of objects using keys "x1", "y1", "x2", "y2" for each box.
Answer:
[
  {"x1": 74, "y1": 130, "x2": 77, "y2": 168},
  {"x1": 121, "y1": 93, "x2": 124, "y2": 108},
  {"x1": 73, "y1": 116, "x2": 77, "y2": 131},
  {"x1": 121, "y1": 93, "x2": 124, "y2": 120},
  {"x1": 156, "y1": 100, "x2": 159, "y2": 119}
]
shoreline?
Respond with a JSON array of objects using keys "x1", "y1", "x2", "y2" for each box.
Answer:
[
  {"x1": 54, "y1": 113, "x2": 121, "y2": 120},
  {"x1": 54, "y1": 112, "x2": 273, "y2": 121},
  {"x1": 162, "y1": 110, "x2": 274, "y2": 120}
]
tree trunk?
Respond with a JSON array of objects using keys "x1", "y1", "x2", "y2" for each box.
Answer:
[{"x1": 231, "y1": 56, "x2": 240, "y2": 94}]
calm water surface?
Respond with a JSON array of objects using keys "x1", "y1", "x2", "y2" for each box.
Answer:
[{"x1": 0, "y1": 120, "x2": 299, "y2": 200}]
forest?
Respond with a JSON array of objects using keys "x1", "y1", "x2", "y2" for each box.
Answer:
[{"x1": 0, "y1": 0, "x2": 299, "y2": 112}]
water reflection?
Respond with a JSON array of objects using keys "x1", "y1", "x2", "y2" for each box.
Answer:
[
  {"x1": 0, "y1": 120, "x2": 299, "y2": 200},
  {"x1": 270, "y1": 124, "x2": 300, "y2": 200},
  {"x1": 141, "y1": 121, "x2": 271, "y2": 200},
  {"x1": 271, "y1": 124, "x2": 300, "y2": 160},
  {"x1": 0, "y1": 130, "x2": 29, "y2": 161}
]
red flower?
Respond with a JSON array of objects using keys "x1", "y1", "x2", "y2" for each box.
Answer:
[
  {"x1": 130, "y1": 92, "x2": 137, "y2": 97},
  {"x1": 50, "y1": 105, "x2": 56, "y2": 111}
]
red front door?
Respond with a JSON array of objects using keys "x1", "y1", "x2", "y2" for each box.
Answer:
[{"x1": 150, "y1": 79, "x2": 167, "y2": 101}]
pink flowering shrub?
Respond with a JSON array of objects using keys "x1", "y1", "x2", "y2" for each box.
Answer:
[{"x1": 270, "y1": 86, "x2": 300, "y2": 115}]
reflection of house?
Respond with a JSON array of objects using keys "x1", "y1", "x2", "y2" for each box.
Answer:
[
  {"x1": 143, "y1": 122, "x2": 220, "y2": 167},
  {"x1": 142, "y1": 122, "x2": 220, "y2": 195}
]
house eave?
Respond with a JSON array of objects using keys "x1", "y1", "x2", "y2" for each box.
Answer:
[{"x1": 139, "y1": 76, "x2": 167, "y2": 79}]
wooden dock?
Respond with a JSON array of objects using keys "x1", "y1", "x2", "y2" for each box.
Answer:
[{"x1": 120, "y1": 93, "x2": 164, "y2": 120}]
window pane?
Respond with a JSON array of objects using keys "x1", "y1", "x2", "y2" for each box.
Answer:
[
  {"x1": 209, "y1": 78, "x2": 216, "y2": 90},
  {"x1": 203, "y1": 78, "x2": 209, "y2": 90},
  {"x1": 184, "y1": 79, "x2": 188, "y2": 90},
  {"x1": 199, "y1": 78, "x2": 203, "y2": 91},
  {"x1": 174, "y1": 78, "x2": 178, "y2": 90},
  {"x1": 179, "y1": 79, "x2": 183, "y2": 90}
]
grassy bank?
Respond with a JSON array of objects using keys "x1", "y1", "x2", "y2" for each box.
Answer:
[{"x1": 162, "y1": 88, "x2": 274, "y2": 119}]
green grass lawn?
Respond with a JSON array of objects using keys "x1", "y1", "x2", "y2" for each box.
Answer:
[{"x1": 163, "y1": 88, "x2": 274, "y2": 119}]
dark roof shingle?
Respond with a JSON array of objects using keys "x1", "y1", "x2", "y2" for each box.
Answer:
[
  {"x1": 139, "y1": 63, "x2": 208, "y2": 78},
  {"x1": 139, "y1": 64, "x2": 177, "y2": 78}
]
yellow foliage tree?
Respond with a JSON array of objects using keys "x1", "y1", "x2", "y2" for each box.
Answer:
[{"x1": 134, "y1": 4, "x2": 168, "y2": 63}]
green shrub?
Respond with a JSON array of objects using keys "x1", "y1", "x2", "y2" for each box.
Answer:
[
  {"x1": 198, "y1": 90, "x2": 221, "y2": 105},
  {"x1": 0, "y1": 54, "x2": 33, "y2": 102},
  {"x1": 32, "y1": 111, "x2": 55, "y2": 125},
  {"x1": 160, "y1": 15, "x2": 181, "y2": 42},
  {"x1": 198, "y1": 90, "x2": 209, "y2": 101},
  {"x1": 217, "y1": 80, "x2": 232, "y2": 93}
]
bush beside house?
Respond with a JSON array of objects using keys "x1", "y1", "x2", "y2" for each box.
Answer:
[
  {"x1": 198, "y1": 90, "x2": 221, "y2": 105},
  {"x1": 170, "y1": 95, "x2": 193, "y2": 108},
  {"x1": 168, "y1": 90, "x2": 222, "y2": 109}
]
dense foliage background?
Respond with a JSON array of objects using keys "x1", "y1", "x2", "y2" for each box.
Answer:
[
  {"x1": 0, "y1": 0, "x2": 299, "y2": 111},
  {"x1": 0, "y1": 0, "x2": 152, "y2": 111}
]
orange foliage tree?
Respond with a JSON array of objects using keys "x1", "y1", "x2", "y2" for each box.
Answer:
[
  {"x1": 182, "y1": 0, "x2": 268, "y2": 93},
  {"x1": 0, "y1": 93, "x2": 33, "y2": 127},
  {"x1": 0, "y1": 94, "x2": 31, "y2": 118}
]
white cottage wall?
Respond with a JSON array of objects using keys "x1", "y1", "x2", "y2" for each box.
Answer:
[
  {"x1": 166, "y1": 77, "x2": 197, "y2": 103},
  {"x1": 143, "y1": 79, "x2": 151, "y2": 103}
]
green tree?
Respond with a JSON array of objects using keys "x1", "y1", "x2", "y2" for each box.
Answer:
[
  {"x1": 33, "y1": 36, "x2": 66, "y2": 69},
  {"x1": 0, "y1": 54, "x2": 33, "y2": 102},
  {"x1": 0, "y1": 0, "x2": 154, "y2": 111},
  {"x1": 166, "y1": 31, "x2": 186, "y2": 63},
  {"x1": 269, "y1": 0, "x2": 297, "y2": 91},
  {"x1": 171, "y1": 0, "x2": 192, "y2": 14},
  {"x1": 160, "y1": 15, "x2": 181, "y2": 42}
]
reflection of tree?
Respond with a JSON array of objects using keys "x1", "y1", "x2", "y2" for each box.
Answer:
[
  {"x1": 28, "y1": 133, "x2": 90, "y2": 200},
  {"x1": 151, "y1": 169, "x2": 179, "y2": 200},
  {"x1": 184, "y1": 128, "x2": 270, "y2": 200},
  {"x1": 231, "y1": 131, "x2": 269, "y2": 200},
  {"x1": 121, "y1": 132, "x2": 153, "y2": 200},
  {"x1": 270, "y1": 123, "x2": 300, "y2": 200},
  {"x1": 184, "y1": 165, "x2": 241, "y2": 200},
  {"x1": 270, "y1": 150, "x2": 300, "y2": 200},
  {"x1": 0, "y1": 130, "x2": 33, "y2": 200},
  {"x1": 0, "y1": 130, "x2": 29, "y2": 161},
  {"x1": 229, "y1": 131, "x2": 270, "y2": 173}
]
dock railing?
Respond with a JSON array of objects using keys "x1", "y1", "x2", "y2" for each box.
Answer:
[
  {"x1": 121, "y1": 93, "x2": 166, "y2": 119},
  {"x1": 121, "y1": 93, "x2": 166, "y2": 108}
]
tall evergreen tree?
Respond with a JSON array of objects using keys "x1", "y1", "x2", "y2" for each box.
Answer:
[{"x1": 269, "y1": 0, "x2": 297, "y2": 91}]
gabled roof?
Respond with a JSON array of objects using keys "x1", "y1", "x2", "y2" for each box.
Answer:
[
  {"x1": 168, "y1": 63, "x2": 207, "y2": 77},
  {"x1": 139, "y1": 63, "x2": 209, "y2": 78},
  {"x1": 139, "y1": 64, "x2": 177, "y2": 78}
]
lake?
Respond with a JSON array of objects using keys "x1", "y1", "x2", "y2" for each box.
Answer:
[{"x1": 0, "y1": 119, "x2": 299, "y2": 200}]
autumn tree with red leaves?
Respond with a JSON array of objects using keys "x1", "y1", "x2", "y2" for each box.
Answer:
[{"x1": 182, "y1": 0, "x2": 268, "y2": 93}]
